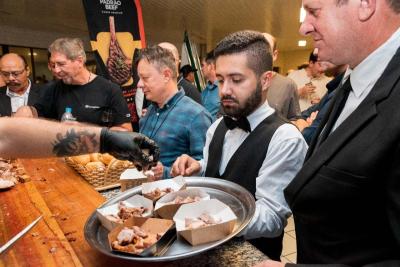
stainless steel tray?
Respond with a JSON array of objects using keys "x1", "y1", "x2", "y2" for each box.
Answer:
[{"x1": 84, "y1": 177, "x2": 255, "y2": 262}]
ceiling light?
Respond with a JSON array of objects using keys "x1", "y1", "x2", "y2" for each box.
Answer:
[
  {"x1": 298, "y1": 40, "x2": 307, "y2": 47},
  {"x1": 300, "y1": 6, "x2": 306, "y2": 23}
]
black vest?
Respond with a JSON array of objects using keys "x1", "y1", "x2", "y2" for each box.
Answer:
[{"x1": 205, "y1": 112, "x2": 286, "y2": 260}]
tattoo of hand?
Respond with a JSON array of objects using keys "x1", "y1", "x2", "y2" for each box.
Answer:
[{"x1": 52, "y1": 129, "x2": 98, "y2": 156}]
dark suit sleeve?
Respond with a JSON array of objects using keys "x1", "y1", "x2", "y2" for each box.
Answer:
[
  {"x1": 386, "y1": 144, "x2": 400, "y2": 248},
  {"x1": 285, "y1": 260, "x2": 400, "y2": 267}
]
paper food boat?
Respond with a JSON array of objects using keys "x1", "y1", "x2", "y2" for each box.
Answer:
[
  {"x1": 97, "y1": 195, "x2": 154, "y2": 231},
  {"x1": 154, "y1": 188, "x2": 210, "y2": 219},
  {"x1": 108, "y1": 217, "x2": 175, "y2": 257},
  {"x1": 119, "y1": 168, "x2": 149, "y2": 192},
  {"x1": 142, "y1": 176, "x2": 186, "y2": 201},
  {"x1": 173, "y1": 199, "x2": 237, "y2": 246}
]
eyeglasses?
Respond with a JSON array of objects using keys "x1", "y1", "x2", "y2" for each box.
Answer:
[{"x1": 0, "y1": 69, "x2": 26, "y2": 78}]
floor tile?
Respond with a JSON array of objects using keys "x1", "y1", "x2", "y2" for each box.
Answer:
[
  {"x1": 286, "y1": 230, "x2": 296, "y2": 240},
  {"x1": 282, "y1": 232, "x2": 297, "y2": 256},
  {"x1": 285, "y1": 252, "x2": 297, "y2": 263},
  {"x1": 285, "y1": 216, "x2": 295, "y2": 232}
]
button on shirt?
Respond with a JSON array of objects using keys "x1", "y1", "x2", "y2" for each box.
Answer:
[
  {"x1": 6, "y1": 80, "x2": 31, "y2": 113},
  {"x1": 199, "y1": 102, "x2": 308, "y2": 239},
  {"x1": 333, "y1": 27, "x2": 400, "y2": 131}
]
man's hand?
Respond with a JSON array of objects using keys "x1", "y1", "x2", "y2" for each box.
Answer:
[
  {"x1": 298, "y1": 83, "x2": 316, "y2": 99},
  {"x1": 149, "y1": 161, "x2": 164, "y2": 181},
  {"x1": 170, "y1": 154, "x2": 201, "y2": 177},
  {"x1": 253, "y1": 260, "x2": 285, "y2": 267},
  {"x1": 100, "y1": 128, "x2": 159, "y2": 170},
  {"x1": 292, "y1": 119, "x2": 310, "y2": 132}
]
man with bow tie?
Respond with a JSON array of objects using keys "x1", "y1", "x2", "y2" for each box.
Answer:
[{"x1": 171, "y1": 30, "x2": 308, "y2": 260}]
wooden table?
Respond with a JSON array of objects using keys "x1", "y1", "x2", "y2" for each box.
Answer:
[
  {"x1": 0, "y1": 158, "x2": 162, "y2": 267},
  {"x1": 0, "y1": 158, "x2": 268, "y2": 267}
]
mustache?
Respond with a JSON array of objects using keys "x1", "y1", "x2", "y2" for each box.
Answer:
[
  {"x1": 221, "y1": 95, "x2": 239, "y2": 103},
  {"x1": 6, "y1": 82, "x2": 21, "y2": 86}
]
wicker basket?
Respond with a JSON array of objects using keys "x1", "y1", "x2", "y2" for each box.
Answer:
[{"x1": 65, "y1": 157, "x2": 134, "y2": 189}]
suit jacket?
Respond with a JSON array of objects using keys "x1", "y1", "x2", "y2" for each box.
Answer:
[
  {"x1": 178, "y1": 76, "x2": 202, "y2": 105},
  {"x1": 0, "y1": 82, "x2": 41, "y2": 117},
  {"x1": 284, "y1": 47, "x2": 400, "y2": 266}
]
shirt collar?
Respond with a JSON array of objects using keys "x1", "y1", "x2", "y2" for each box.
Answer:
[
  {"x1": 156, "y1": 89, "x2": 184, "y2": 111},
  {"x1": 246, "y1": 102, "x2": 275, "y2": 131},
  {"x1": 206, "y1": 80, "x2": 219, "y2": 90},
  {"x1": 6, "y1": 79, "x2": 31, "y2": 98},
  {"x1": 350, "y1": 27, "x2": 400, "y2": 97}
]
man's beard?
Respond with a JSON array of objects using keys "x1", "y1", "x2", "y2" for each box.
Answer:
[{"x1": 221, "y1": 82, "x2": 262, "y2": 118}]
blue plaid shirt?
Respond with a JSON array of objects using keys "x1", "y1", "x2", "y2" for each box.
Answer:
[
  {"x1": 201, "y1": 81, "x2": 220, "y2": 121},
  {"x1": 140, "y1": 90, "x2": 212, "y2": 178}
]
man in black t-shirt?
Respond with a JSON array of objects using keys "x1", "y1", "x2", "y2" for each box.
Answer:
[{"x1": 16, "y1": 38, "x2": 132, "y2": 131}]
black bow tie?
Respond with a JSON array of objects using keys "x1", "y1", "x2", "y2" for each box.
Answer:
[{"x1": 223, "y1": 116, "x2": 251, "y2": 132}]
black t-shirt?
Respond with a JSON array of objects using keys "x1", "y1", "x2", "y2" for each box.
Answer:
[{"x1": 34, "y1": 76, "x2": 131, "y2": 126}]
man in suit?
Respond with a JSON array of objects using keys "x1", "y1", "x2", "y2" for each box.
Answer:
[
  {"x1": 257, "y1": 0, "x2": 400, "y2": 266},
  {"x1": 0, "y1": 53, "x2": 41, "y2": 117}
]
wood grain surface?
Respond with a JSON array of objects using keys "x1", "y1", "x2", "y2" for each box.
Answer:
[{"x1": 0, "y1": 158, "x2": 163, "y2": 267}]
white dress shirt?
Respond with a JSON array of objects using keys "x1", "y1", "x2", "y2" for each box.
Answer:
[
  {"x1": 288, "y1": 68, "x2": 331, "y2": 111},
  {"x1": 6, "y1": 80, "x2": 31, "y2": 113},
  {"x1": 199, "y1": 102, "x2": 308, "y2": 239},
  {"x1": 332, "y1": 27, "x2": 400, "y2": 131}
]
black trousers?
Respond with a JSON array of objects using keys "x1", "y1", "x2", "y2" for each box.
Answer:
[{"x1": 248, "y1": 233, "x2": 284, "y2": 261}]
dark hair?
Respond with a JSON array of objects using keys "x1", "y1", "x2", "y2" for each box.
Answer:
[
  {"x1": 309, "y1": 51, "x2": 318, "y2": 63},
  {"x1": 214, "y1": 30, "x2": 273, "y2": 77},
  {"x1": 205, "y1": 50, "x2": 215, "y2": 64},
  {"x1": 136, "y1": 46, "x2": 178, "y2": 78},
  {"x1": 336, "y1": 0, "x2": 400, "y2": 13}
]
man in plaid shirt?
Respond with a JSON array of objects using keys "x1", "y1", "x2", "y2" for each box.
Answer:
[{"x1": 137, "y1": 46, "x2": 212, "y2": 179}]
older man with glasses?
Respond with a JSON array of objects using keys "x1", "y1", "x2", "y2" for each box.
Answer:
[{"x1": 0, "y1": 53, "x2": 41, "y2": 117}]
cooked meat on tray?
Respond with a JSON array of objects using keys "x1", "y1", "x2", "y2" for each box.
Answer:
[
  {"x1": 111, "y1": 226, "x2": 161, "y2": 254},
  {"x1": 184, "y1": 213, "x2": 222, "y2": 230}
]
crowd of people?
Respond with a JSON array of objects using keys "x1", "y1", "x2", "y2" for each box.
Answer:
[{"x1": 1, "y1": 0, "x2": 399, "y2": 266}]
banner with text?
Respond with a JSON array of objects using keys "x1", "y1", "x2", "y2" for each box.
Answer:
[{"x1": 82, "y1": 0, "x2": 146, "y2": 130}]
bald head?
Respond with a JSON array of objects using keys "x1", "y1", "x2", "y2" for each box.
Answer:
[
  {"x1": 158, "y1": 42, "x2": 180, "y2": 69},
  {"x1": 262, "y1": 33, "x2": 278, "y2": 62},
  {"x1": 0, "y1": 53, "x2": 30, "y2": 93}
]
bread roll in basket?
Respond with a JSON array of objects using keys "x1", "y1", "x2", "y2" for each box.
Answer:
[{"x1": 65, "y1": 153, "x2": 134, "y2": 189}]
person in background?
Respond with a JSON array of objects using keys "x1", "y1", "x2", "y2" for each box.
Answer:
[
  {"x1": 258, "y1": 0, "x2": 400, "y2": 266},
  {"x1": 201, "y1": 50, "x2": 221, "y2": 120},
  {"x1": 179, "y1": 64, "x2": 196, "y2": 84},
  {"x1": 15, "y1": 37, "x2": 132, "y2": 131},
  {"x1": 137, "y1": 46, "x2": 211, "y2": 180},
  {"x1": 262, "y1": 33, "x2": 301, "y2": 120},
  {"x1": 288, "y1": 51, "x2": 331, "y2": 111},
  {"x1": 0, "y1": 117, "x2": 159, "y2": 169},
  {"x1": 171, "y1": 30, "x2": 307, "y2": 261},
  {"x1": 158, "y1": 42, "x2": 202, "y2": 105},
  {"x1": 294, "y1": 63, "x2": 348, "y2": 144},
  {"x1": 0, "y1": 53, "x2": 41, "y2": 117}
]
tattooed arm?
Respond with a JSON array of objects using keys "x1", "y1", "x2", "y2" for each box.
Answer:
[
  {"x1": 0, "y1": 117, "x2": 101, "y2": 158},
  {"x1": 0, "y1": 117, "x2": 159, "y2": 168}
]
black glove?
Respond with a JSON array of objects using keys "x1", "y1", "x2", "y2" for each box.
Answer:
[{"x1": 100, "y1": 128, "x2": 159, "y2": 170}]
